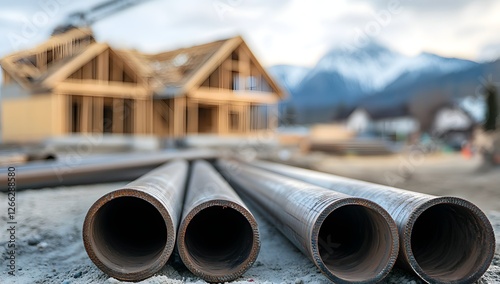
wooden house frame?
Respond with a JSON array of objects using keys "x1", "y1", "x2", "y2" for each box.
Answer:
[{"x1": 0, "y1": 28, "x2": 284, "y2": 141}]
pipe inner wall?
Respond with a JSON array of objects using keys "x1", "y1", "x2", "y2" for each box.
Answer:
[
  {"x1": 91, "y1": 197, "x2": 167, "y2": 272},
  {"x1": 317, "y1": 205, "x2": 396, "y2": 282},
  {"x1": 183, "y1": 205, "x2": 255, "y2": 272},
  {"x1": 409, "y1": 201, "x2": 495, "y2": 283}
]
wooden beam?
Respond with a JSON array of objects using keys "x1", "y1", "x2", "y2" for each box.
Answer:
[
  {"x1": 153, "y1": 101, "x2": 166, "y2": 136},
  {"x1": 228, "y1": 105, "x2": 239, "y2": 133},
  {"x1": 133, "y1": 99, "x2": 153, "y2": 134},
  {"x1": 187, "y1": 99, "x2": 198, "y2": 134},
  {"x1": 145, "y1": 99, "x2": 153, "y2": 134},
  {"x1": 190, "y1": 87, "x2": 279, "y2": 104},
  {"x1": 134, "y1": 99, "x2": 146, "y2": 134},
  {"x1": 110, "y1": 52, "x2": 124, "y2": 82},
  {"x1": 168, "y1": 99, "x2": 175, "y2": 136},
  {"x1": 83, "y1": 60, "x2": 92, "y2": 80},
  {"x1": 81, "y1": 96, "x2": 92, "y2": 133},
  {"x1": 173, "y1": 97, "x2": 186, "y2": 137},
  {"x1": 242, "y1": 103, "x2": 250, "y2": 133},
  {"x1": 238, "y1": 48, "x2": 250, "y2": 79},
  {"x1": 52, "y1": 93, "x2": 68, "y2": 135},
  {"x1": 97, "y1": 49, "x2": 109, "y2": 81},
  {"x1": 222, "y1": 58, "x2": 231, "y2": 89},
  {"x1": 92, "y1": 97, "x2": 103, "y2": 133},
  {"x1": 55, "y1": 80, "x2": 149, "y2": 98},
  {"x1": 112, "y1": 98, "x2": 124, "y2": 134},
  {"x1": 103, "y1": 51, "x2": 109, "y2": 81},
  {"x1": 219, "y1": 103, "x2": 228, "y2": 134},
  {"x1": 66, "y1": 94, "x2": 74, "y2": 133}
]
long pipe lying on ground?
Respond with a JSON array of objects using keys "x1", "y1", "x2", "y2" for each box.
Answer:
[
  {"x1": 248, "y1": 159, "x2": 496, "y2": 284},
  {"x1": 177, "y1": 160, "x2": 260, "y2": 282},
  {"x1": 216, "y1": 159, "x2": 399, "y2": 284},
  {"x1": 82, "y1": 160, "x2": 189, "y2": 282},
  {"x1": 0, "y1": 149, "x2": 216, "y2": 191}
]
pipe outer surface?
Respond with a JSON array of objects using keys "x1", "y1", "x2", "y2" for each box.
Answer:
[
  {"x1": 82, "y1": 159, "x2": 189, "y2": 282},
  {"x1": 177, "y1": 160, "x2": 260, "y2": 282},
  {"x1": 248, "y1": 159, "x2": 496, "y2": 284},
  {"x1": 217, "y1": 159, "x2": 399, "y2": 284}
]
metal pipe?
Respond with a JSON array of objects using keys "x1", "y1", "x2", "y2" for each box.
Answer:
[
  {"x1": 248, "y1": 159, "x2": 496, "y2": 284},
  {"x1": 82, "y1": 159, "x2": 189, "y2": 282},
  {"x1": 216, "y1": 159, "x2": 399, "y2": 284},
  {"x1": 177, "y1": 160, "x2": 260, "y2": 282},
  {"x1": 0, "y1": 149, "x2": 216, "y2": 191}
]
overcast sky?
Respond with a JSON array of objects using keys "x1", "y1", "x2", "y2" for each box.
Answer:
[{"x1": 1, "y1": 0, "x2": 500, "y2": 67}]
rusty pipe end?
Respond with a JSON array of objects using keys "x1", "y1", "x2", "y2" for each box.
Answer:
[
  {"x1": 177, "y1": 199, "x2": 260, "y2": 283},
  {"x1": 82, "y1": 189, "x2": 176, "y2": 282},
  {"x1": 404, "y1": 197, "x2": 496, "y2": 284},
  {"x1": 312, "y1": 198, "x2": 399, "y2": 284}
]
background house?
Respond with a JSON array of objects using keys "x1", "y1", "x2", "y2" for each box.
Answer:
[
  {"x1": 431, "y1": 105, "x2": 477, "y2": 149},
  {"x1": 432, "y1": 106, "x2": 475, "y2": 135},
  {"x1": 346, "y1": 107, "x2": 419, "y2": 139},
  {"x1": 0, "y1": 28, "x2": 284, "y2": 142}
]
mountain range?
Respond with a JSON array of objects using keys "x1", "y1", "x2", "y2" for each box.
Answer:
[{"x1": 269, "y1": 41, "x2": 500, "y2": 129}]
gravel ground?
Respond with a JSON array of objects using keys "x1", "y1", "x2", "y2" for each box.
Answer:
[{"x1": 0, "y1": 181, "x2": 499, "y2": 283}]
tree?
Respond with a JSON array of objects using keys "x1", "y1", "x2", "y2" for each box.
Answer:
[{"x1": 483, "y1": 84, "x2": 498, "y2": 131}]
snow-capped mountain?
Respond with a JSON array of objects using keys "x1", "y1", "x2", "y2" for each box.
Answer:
[
  {"x1": 312, "y1": 41, "x2": 476, "y2": 93},
  {"x1": 268, "y1": 65, "x2": 311, "y2": 94},
  {"x1": 268, "y1": 41, "x2": 488, "y2": 123}
]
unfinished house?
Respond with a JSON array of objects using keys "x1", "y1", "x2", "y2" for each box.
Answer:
[{"x1": 0, "y1": 28, "x2": 284, "y2": 141}]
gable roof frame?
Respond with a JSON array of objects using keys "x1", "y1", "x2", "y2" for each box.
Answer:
[
  {"x1": 0, "y1": 28, "x2": 96, "y2": 90},
  {"x1": 237, "y1": 40, "x2": 286, "y2": 99},
  {"x1": 42, "y1": 43, "x2": 148, "y2": 88},
  {"x1": 42, "y1": 43, "x2": 108, "y2": 87},
  {"x1": 177, "y1": 36, "x2": 286, "y2": 99}
]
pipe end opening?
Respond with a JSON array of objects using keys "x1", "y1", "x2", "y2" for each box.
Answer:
[
  {"x1": 410, "y1": 202, "x2": 495, "y2": 283},
  {"x1": 181, "y1": 205, "x2": 259, "y2": 282},
  {"x1": 317, "y1": 204, "x2": 397, "y2": 283},
  {"x1": 84, "y1": 195, "x2": 171, "y2": 280}
]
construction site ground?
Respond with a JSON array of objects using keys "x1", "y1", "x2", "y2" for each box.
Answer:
[{"x1": 0, "y1": 153, "x2": 499, "y2": 283}]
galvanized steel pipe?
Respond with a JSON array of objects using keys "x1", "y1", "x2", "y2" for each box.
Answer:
[
  {"x1": 249, "y1": 159, "x2": 496, "y2": 284},
  {"x1": 177, "y1": 160, "x2": 260, "y2": 282},
  {"x1": 216, "y1": 159, "x2": 399, "y2": 284},
  {"x1": 82, "y1": 160, "x2": 189, "y2": 282}
]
